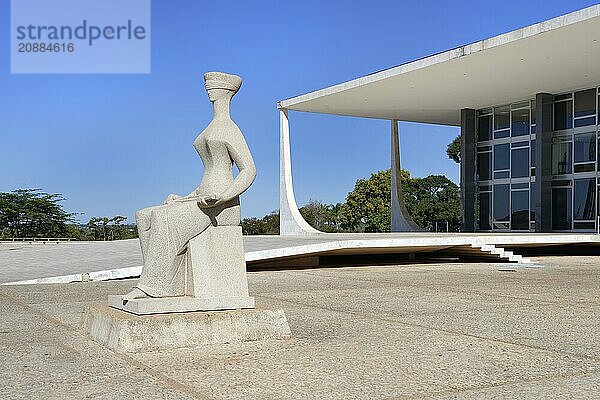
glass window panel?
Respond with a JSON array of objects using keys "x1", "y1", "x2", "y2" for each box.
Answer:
[
  {"x1": 554, "y1": 100, "x2": 573, "y2": 130},
  {"x1": 494, "y1": 171, "x2": 509, "y2": 179},
  {"x1": 574, "y1": 178, "x2": 595, "y2": 220},
  {"x1": 494, "y1": 106, "x2": 510, "y2": 131},
  {"x1": 574, "y1": 89, "x2": 596, "y2": 117},
  {"x1": 512, "y1": 101, "x2": 529, "y2": 109},
  {"x1": 574, "y1": 116, "x2": 596, "y2": 128},
  {"x1": 494, "y1": 143, "x2": 510, "y2": 171},
  {"x1": 551, "y1": 139, "x2": 572, "y2": 175},
  {"x1": 551, "y1": 180, "x2": 572, "y2": 187},
  {"x1": 531, "y1": 99, "x2": 536, "y2": 128},
  {"x1": 574, "y1": 163, "x2": 595, "y2": 173},
  {"x1": 555, "y1": 94, "x2": 572, "y2": 101},
  {"x1": 574, "y1": 221, "x2": 595, "y2": 230},
  {"x1": 531, "y1": 139, "x2": 536, "y2": 167},
  {"x1": 478, "y1": 192, "x2": 491, "y2": 230},
  {"x1": 511, "y1": 183, "x2": 529, "y2": 190},
  {"x1": 530, "y1": 186, "x2": 535, "y2": 222},
  {"x1": 494, "y1": 130, "x2": 510, "y2": 139},
  {"x1": 477, "y1": 114, "x2": 492, "y2": 142},
  {"x1": 574, "y1": 133, "x2": 596, "y2": 163},
  {"x1": 511, "y1": 108, "x2": 530, "y2": 136},
  {"x1": 493, "y1": 184, "x2": 510, "y2": 222},
  {"x1": 511, "y1": 190, "x2": 529, "y2": 230},
  {"x1": 552, "y1": 187, "x2": 572, "y2": 230},
  {"x1": 511, "y1": 141, "x2": 529, "y2": 148},
  {"x1": 511, "y1": 148, "x2": 529, "y2": 178},
  {"x1": 477, "y1": 152, "x2": 491, "y2": 181}
]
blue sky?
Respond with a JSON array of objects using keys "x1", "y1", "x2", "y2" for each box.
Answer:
[{"x1": 0, "y1": 0, "x2": 597, "y2": 222}]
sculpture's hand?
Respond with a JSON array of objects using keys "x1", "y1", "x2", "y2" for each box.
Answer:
[
  {"x1": 164, "y1": 194, "x2": 181, "y2": 205},
  {"x1": 197, "y1": 194, "x2": 223, "y2": 208}
]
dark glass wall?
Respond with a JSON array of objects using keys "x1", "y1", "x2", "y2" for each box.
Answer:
[
  {"x1": 475, "y1": 101, "x2": 534, "y2": 231},
  {"x1": 474, "y1": 86, "x2": 599, "y2": 232}
]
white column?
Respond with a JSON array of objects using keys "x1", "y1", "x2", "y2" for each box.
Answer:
[
  {"x1": 391, "y1": 119, "x2": 421, "y2": 232},
  {"x1": 279, "y1": 108, "x2": 320, "y2": 235}
]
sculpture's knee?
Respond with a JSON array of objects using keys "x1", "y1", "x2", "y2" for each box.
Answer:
[
  {"x1": 136, "y1": 210, "x2": 152, "y2": 232},
  {"x1": 149, "y1": 208, "x2": 167, "y2": 228}
]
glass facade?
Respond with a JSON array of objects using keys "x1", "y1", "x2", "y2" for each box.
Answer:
[
  {"x1": 476, "y1": 101, "x2": 535, "y2": 231},
  {"x1": 474, "y1": 86, "x2": 600, "y2": 232}
]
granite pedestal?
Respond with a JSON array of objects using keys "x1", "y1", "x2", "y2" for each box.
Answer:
[
  {"x1": 110, "y1": 226, "x2": 255, "y2": 315},
  {"x1": 84, "y1": 304, "x2": 291, "y2": 353}
]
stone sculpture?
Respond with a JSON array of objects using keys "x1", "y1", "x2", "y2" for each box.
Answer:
[
  {"x1": 110, "y1": 71, "x2": 257, "y2": 314},
  {"x1": 87, "y1": 72, "x2": 291, "y2": 351}
]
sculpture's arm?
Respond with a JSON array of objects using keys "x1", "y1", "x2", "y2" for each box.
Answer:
[
  {"x1": 181, "y1": 187, "x2": 201, "y2": 200},
  {"x1": 216, "y1": 133, "x2": 256, "y2": 204},
  {"x1": 164, "y1": 188, "x2": 200, "y2": 204}
]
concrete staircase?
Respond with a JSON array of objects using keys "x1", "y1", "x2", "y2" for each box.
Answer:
[{"x1": 469, "y1": 243, "x2": 538, "y2": 266}]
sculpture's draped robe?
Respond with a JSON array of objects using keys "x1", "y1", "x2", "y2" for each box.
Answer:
[{"x1": 135, "y1": 134, "x2": 241, "y2": 297}]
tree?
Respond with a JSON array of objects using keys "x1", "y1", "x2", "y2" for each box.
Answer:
[
  {"x1": 241, "y1": 211, "x2": 279, "y2": 235},
  {"x1": 403, "y1": 175, "x2": 461, "y2": 231},
  {"x1": 87, "y1": 217, "x2": 110, "y2": 240},
  {"x1": 340, "y1": 170, "x2": 397, "y2": 232},
  {"x1": 85, "y1": 215, "x2": 137, "y2": 240},
  {"x1": 447, "y1": 134, "x2": 461, "y2": 163},
  {"x1": 340, "y1": 169, "x2": 461, "y2": 232},
  {"x1": 0, "y1": 189, "x2": 75, "y2": 238},
  {"x1": 261, "y1": 211, "x2": 280, "y2": 234},
  {"x1": 109, "y1": 215, "x2": 127, "y2": 240},
  {"x1": 241, "y1": 217, "x2": 264, "y2": 235},
  {"x1": 300, "y1": 200, "x2": 344, "y2": 232}
]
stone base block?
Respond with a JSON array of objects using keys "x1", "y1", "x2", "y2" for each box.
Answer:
[
  {"x1": 108, "y1": 294, "x2": 255, "y2": 315},
  {"x1": 83, "y1": 304, "x2": 291, "y2": 353}
]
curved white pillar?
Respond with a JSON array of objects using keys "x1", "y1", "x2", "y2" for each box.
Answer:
[
  {"x1": 279, "y1": 108, "x2": 321, "y2": 235},
  {"x1": 391, "y1": 119, "x2": 422, "y2": 232}
]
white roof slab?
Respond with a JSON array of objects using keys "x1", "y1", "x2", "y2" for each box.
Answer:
[{"x1": 279, "y1": 5, "x2": 600, "y2": 126}]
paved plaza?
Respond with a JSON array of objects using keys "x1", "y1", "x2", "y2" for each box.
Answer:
[
  {"x1": 2, "y1": 233, "x2": 598, "y2": 284},
  {"x1": 1, "y1": 255, "x2": 599, "y2": 399}
]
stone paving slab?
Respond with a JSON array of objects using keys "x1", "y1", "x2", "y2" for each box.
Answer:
[
  {"x1": 0, "y1": 256, "x2": 599, "y2": 399},
  {"x1": 0, "y1": 240, "x2": 142, "y2": 283}
]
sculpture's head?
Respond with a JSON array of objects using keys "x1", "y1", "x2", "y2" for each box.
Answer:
[{"x1": 204, "y1": 71, "x2": 242, "y2": 102}]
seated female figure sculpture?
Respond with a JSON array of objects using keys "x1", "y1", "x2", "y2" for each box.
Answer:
[{"x1": 123, "y1": 72, "x2": 256, "y2": 301}]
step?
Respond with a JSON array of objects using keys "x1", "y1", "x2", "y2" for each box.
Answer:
[{"x1": 470, "y1": 242, "x2": 536, "y2": 265}]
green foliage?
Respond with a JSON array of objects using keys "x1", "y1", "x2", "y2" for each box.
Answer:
[
  {"x1": 340, "y1": 170, "x2": 395, "y2": 232},
  {"x1": 403, "y1": 175, "x2": 461, "y2": 231},
  {"x1": 241, "y1": 211, "x2": 279, "y2": 235},
  {"x1": 242, "y1": 202, "x2": 345, "y2": 235},
  {"x1": 0, "y1": 189, "x2": 137, "y2": 240},
  {"x1": 84, "y1": 216, "x2": 138, "y2": 240},
  {"x1": 447, "y1": 134, "x2": 461, "y2": 163},
  {"x1": 65, "y1": 224, "x2": 87, "y2": 240},
  {"x1": 0, "y1": 189, "x2": 75, "y2": 238},
  {"x1": 242, "y1": 168, "x2": 461, "y2": 234},
  {"x1": 299, "y1": 200, "x2": 344, "y2": 233},
  {"x1": 339, "y1": 169, "x2": 461, "y2": 232}
]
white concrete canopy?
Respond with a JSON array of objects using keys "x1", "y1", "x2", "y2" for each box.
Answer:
[{"x1": 279, "y1": 5, "x2": 600, "y2": 126}]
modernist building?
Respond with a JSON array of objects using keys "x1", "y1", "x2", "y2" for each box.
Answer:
[{"x1": 277, "y1": 5, "x2": 600, "y2": 235}]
